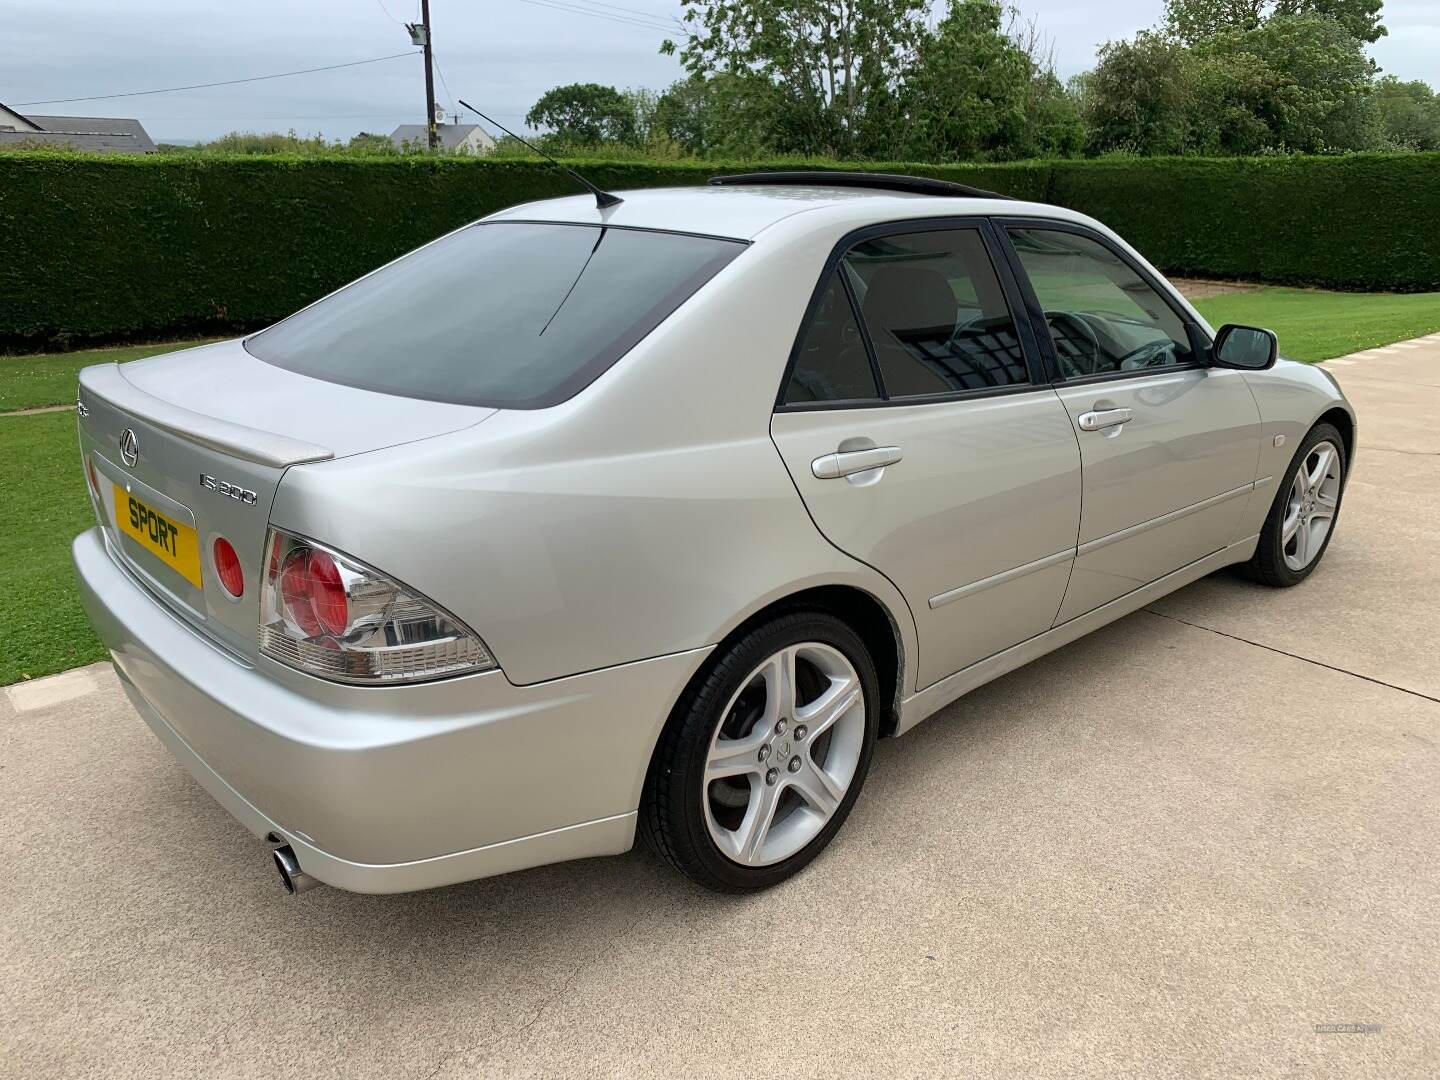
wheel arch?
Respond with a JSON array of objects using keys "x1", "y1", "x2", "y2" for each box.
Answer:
[
  {"x1": 670, "y1": 583, "x2": 910, "y2": 747},
  {"x1": 1316, "y1": 405, "x2": 1356, "y2": 474}
]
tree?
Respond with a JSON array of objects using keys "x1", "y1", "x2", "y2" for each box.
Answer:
[
  {"x1": 1373, "y1": 76, "x2": 1440, "y2": 149},
  {"x1": 653, "y1": 77, "x2": 715, "y2": 154},
  {"x1": 1164, "y1": 0, "x2": 1385, "y2": 46},
  {"x1": 1196, "y1": 13, "x2": 1380, "y2": 152},
  {"x1": 1186, "y1": 48, "x2": 1294, "y2": 153},
  {"x1": 1082, "y1": 32, "x2": 1199, "y2": 155},
  {"x1": 1164, "y1": 0, "x2": 1268, "y2": 43},
  {"x1": 1084, "y1": 8, "x2": 1388, "y2": 157},
  {"x1": 1277, "y1": 0, "x2": 1386, "y2": 44},
  {"x1": 1005, "y1": 6, "x2": 1086, "y2": 158},
  {"x1": 621, "y1": 86, "x2": 664, "y2": 146},
  {"x1": 346, "y1": 132, "x2": 396, "y2": 155},
  {"x1": 1020, "y1": 70, "x2": 1086, "y2": 158},
  {"x1": 525, "y1": 83, "x2": 637, "y2": 146},
  {"x1": 900, "y1": 0, "x2": 1034, "y2": 162},
  {"x1": 663, "y1": 0, "x2": 930, "y2": 156}
]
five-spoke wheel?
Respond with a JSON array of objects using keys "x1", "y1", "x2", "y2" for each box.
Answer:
[
  {"x1": 1281, "y1": 439, "x2": 1342, "y2": 571},
  {"x1": 1245, "y1": 421, "x2": 1347, "y2": 586},
  {"x1": 702, "y1": 642, "x2": 866, "y2": 867},
  {"x1": 641, "y1": 611, "x2": 879, "y2": 891}
]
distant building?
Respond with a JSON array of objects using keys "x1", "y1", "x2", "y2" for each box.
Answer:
[
  {"x1": 389, "y1": 122, "x2": 495, "y2": 155},
  {"x1": 0, "y1": 101, "x2": 156, "y2": 154}
]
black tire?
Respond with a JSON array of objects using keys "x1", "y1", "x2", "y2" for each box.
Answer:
[
  {"x1": 640, "y1": 610, "x2": 880, "y2": 892},
  {"x1": 1243, "y1": 421, "x2": 1347, "y2": 587}
]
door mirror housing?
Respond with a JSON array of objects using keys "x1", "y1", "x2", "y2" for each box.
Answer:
[{"x1": 1211, "y1": 324, "x2": 1278, "y2": 370}]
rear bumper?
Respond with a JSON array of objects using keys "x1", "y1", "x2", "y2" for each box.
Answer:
[{"x1": 73, "y1": 528, "x2": 709, "y2": 893}]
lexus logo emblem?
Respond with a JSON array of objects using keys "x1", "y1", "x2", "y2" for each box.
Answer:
[{"x1": 118, "y1": 428, "x2": 140, "y2": 468}]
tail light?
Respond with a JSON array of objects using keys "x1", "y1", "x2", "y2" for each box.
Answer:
[{"x1": 258, "y1": 528, "x2": 496, "y2": 684}]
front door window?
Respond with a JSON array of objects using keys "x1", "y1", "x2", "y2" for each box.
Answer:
[{"x1": 1008, "y1": 228, "x2": 1195, "y2": 379}]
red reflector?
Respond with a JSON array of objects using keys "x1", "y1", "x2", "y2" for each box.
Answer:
[
  {"x1": 85, "y1": 456, "x2": 100, "y2": 496},
  {"x1": 306, "y1": 550, "x2": 348, "y2": 636},
  {"x1": 213, "y1": 537, "x2": 244, "y2": 597}
]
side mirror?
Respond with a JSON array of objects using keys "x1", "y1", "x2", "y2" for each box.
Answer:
[{"x1": 1211, "y1": 324, "x2": 1278, "y2": 370}]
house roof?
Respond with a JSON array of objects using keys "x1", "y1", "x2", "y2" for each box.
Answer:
[
  {"x1": 0, "y1": 108, "x2": 156, "y2": 154},
  {"x1": 0, "y1": 100, "x2": 41, "y2": 134},
  {"x1": 389, "y1": 123, "x2": 494, "y2": 151}
]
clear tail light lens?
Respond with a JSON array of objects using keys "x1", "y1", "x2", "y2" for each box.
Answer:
[{"x1": 259, "y1": 528, "x2": 496, "y2": 684}]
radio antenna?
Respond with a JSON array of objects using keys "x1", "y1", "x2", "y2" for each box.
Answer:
[{"x1": 458, "y1": 99, "x2": 623, "y2": 210}]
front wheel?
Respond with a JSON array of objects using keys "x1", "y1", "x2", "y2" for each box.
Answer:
[
  {"x1": 1244, "y1": 422, "x2": 1347, "y2": 587},
  {"x1": 640, "y1": 612, "x2": 879, "y2": 892}
]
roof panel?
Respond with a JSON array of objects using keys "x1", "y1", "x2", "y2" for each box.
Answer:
[{"x1": 485, "y1": 182, "x2": 1059, "y2": 239}]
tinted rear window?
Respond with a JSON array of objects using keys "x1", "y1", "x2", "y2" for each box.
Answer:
[{"x1": 245, "y1": 222, "x2": 745, "y2": 408}]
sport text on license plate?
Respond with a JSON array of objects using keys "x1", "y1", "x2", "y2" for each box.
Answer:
[{"x1": 114, "y1": 485, "x2": 203, "y2": 588}]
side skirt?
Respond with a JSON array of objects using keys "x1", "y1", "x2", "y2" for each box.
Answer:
[{"x1": 895, "y1": 535, "x2": 1259, "y2": 735}]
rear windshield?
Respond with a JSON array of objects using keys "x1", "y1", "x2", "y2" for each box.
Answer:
[{"x1": 245, "y1": 221, "x2": 745, "y2": 409}]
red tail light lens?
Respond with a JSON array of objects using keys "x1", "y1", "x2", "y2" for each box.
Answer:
[
  {"x1": 213, "y1": 537, "x2": 245, "y2": 597},
  {"x1": 276, "y1": 548, "x2": 347, "y2": 634},
  {"x1": 305, "y1": 550, "x2": 347, "y2": 635},
  {"x1": 278, "y1": 550, "x2": 322, "y2": 636},
  {"x1": 259, "y1": 528, "x2": 495, "y2": 684}
]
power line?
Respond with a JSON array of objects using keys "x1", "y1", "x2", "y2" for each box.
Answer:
[
  {"x1": 509, "y1": 0, "x2": 678, "y2": 34},
  {"x1": 569, "y1": 0, "x2": 686, "y2": 28},
  {"x1": 431, "y1": 51, "x2": 456, "y2": 114},
  {"x1": 373, "y1": 0, "x2": 406, "y2": 25},
  {"x1": 143, "y1": 110, "x2": 533, "y2": 122},
  {"x1": 16, "y1": 53, "x2": 418, "y2": 107},
  {"x1": 511, "y1": 0, "x2": 672, "y2": 32},
  {"x1": 533, "y1": 0, "x2": 680, "y2": 32}
]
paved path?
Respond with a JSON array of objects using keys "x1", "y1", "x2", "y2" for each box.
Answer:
[{"x1": 3, "y1": 344, "x2": 1437, "y2": 1079}]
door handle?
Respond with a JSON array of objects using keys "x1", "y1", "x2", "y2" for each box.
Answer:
[
  {"x1": 1077, "y1": 407, "x2": 1133, "y2": 432},
  {"x1": 811, "y1": 445, "x2": 903, "y2": 479}
]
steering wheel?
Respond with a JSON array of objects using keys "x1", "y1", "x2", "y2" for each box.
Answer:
[
  {"x1": 1117, "y1": 338, "x2": 1178, "y2": 371},
  {"x1": 1043, "y1": 311, "x2": 1101, "y2": 377}
]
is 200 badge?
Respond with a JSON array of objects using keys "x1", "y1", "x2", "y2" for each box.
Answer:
[{"x1": 201, "y1": 474, "x2": 259, "y2": 506}]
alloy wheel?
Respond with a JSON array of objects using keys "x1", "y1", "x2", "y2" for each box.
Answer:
[
  {"x1": 1282, "y1": 439, "x2": 1342, "y2": 571},
  {"x1": 702, "y1": 642, "x2": 867, "y2": 867}
]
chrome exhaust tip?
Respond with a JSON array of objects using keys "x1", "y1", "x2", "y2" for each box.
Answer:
[{"x1": 272, "y1": 844, "x2": 320, "y2": 895}]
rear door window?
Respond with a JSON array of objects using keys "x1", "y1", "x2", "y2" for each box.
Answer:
[
  {"x1": 783, "y1": 271, "x2": 880, "y2": 404},
  {"x1": 846, "y1": 228, "x2": 1029, "y2": 397},
  {"x1": 245, "y1": 222, "x2": 745, "y2": 409}
]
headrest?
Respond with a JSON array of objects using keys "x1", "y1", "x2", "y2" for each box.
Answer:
[{"x1": 861, "y1": 266, "x2": 957, "y2": 336}]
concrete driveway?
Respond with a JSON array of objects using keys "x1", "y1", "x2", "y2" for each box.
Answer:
[{"x1": 3, "y1": 343, "x2": 1437, "y2": 1080}]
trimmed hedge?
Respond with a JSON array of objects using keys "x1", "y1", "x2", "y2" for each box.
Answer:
[
  {"x1": 1045, "y1": 155, "x2": 1440, "y2": 294},
  {"x1": 2, "y1": 151, "x2": 1438, "y2": 349}
]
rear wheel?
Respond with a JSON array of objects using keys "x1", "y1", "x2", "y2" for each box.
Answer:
[
  {"x1": 641, "y1": 612, "x2": 879, "y2": 891},
  {"x1": 1244, "y1": 422, "x2": 1346, "y2": 587}
]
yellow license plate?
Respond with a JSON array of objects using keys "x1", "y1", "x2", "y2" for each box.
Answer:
[{"x1": 114, "y1": 484, "x2": 203, "y2": 588}]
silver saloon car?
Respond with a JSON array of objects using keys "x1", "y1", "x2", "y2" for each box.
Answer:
[{"x1": 73, "y1": 172, "x2": 1355, "y2": 895}]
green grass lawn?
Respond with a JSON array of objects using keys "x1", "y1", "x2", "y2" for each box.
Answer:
[
  {"x1": 0, "y1": 340, "x2": 217, "y2": 413},
  {"x1": 0, "y1": 338, "x2": 217, "y2": 682},
  {"x1": 0, "y1": 412, "x2": 107, "y2": 683},
  {"x1": 1192, "y1": 287, "x2": 1440, "y2": 362}
]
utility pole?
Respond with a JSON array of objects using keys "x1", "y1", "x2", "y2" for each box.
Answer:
[{"x1": 420, "y1": 0, "x2": 438, "y2": 151}]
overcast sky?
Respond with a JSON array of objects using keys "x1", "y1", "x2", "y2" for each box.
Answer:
[{"x1": 3, "y1": 0, "x2": 1436, "y2": 144}]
